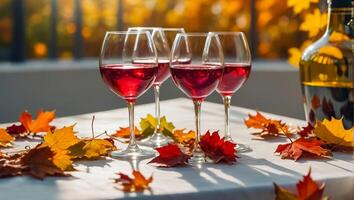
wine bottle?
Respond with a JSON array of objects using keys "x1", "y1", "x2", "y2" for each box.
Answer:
[{"x1": 300, "y1": 0, "x2": 353, "y2": 129}]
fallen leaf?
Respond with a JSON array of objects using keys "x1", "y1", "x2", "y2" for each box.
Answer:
[
  {"x1": 275, "y1": 138, "x2": 330, "y2": 161},
  {"x1": 148, "y1": 144, "x2": 191, "y2": 167},
  {"x1": 114, "y1": 170, "x2": 153, "y2": 192},
  {"x1": 199, "y1": 130, "x2": 237, "y2": 164},
  {"x1": 0, "y1": 128, "x2": 14, "y2": 148},
  {"x1": 140, "y1": 114, "x2": 175, "y2": 139},
  {"x1": 300, "y1": 9, "x2": 327, "y2": 37},
  {"x1": 19, "y1": 110, "x2": 55, "y2": 133},
  {"x1": 313, "y1": 117, "x2": 353, "y2": 147},
  {"x1": 21, "y1": 144, "x2": 67, "y2": 179},
  {"x1": 245, "y1": 111, "x2": 292, "y2": 138},
  {"x1": 5, "y1": 124, "x2": 27, "y2": 138},
  {"x1": 274, "y1": 168, "x2": 327, "y2": 200},
  {"x1": 287, "y1": 0, "x2": 319, "y2": 14},
  {"x1": 172, "y1": 129, "x2": 195, "y2": 148},
  {"x1": 43, "y1": 125, "x2": 80, "y2": 151},
  {"x1": 111, "y1": 127, "x2": 141, "y2": 139},
  {"x1": 69, "y1": 138, "x2": 116, "y2": 159},
  {"x1": 297, "y1": 123, "x2": 314, "y2": 138},
  {"x1": 0, "y1": 152, "x2": 25, "y2": 178}
]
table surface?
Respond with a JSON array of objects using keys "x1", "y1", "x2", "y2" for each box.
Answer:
[{"x1": 0, "y1": 98, "x2": 353, "y2": 200}]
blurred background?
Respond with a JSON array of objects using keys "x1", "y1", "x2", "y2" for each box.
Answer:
[
  {"x1": 0, "y1": 0, "x2": 307, "y2": 61},
  {"x1": 0, "y1": 0, "x2": 326, "y2": 123}
]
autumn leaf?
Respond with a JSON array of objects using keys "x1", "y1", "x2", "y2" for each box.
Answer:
[
  {"x1": 21, "y1": 144, "x2": 67, "y2": 180},
  {"x1": 275, "y1": 138, "x2": 330, "y2": 161},
  {"x1": 148, "y1": 144, "x2": 191, "y2": 167},
  {"x1": 0, "y1": 152, "x2": 25, "y2": 178},
  {"x1": 199, "y1": 130, "x2": 237, "y2": 164},
  {"x1": 140, "y1": 114, "x2": 175, "y2": 139},
  {"x1": 274, "y1": 168, "x2": 327, "y2": 200},
  {"x1": 114, "y1": 170, "x2": 153, "y2": 192},
  {"x1": 172, "y1": 129, "x2": 195, "y2": 148},
  {"x1": 287, "y1": 0, "x2": 319, "y2": 14},
  {"x1": 69, "y1": 138, "x2": 116, "y2": 159},
  {"x1": 297, "y1": 123, "x2": 314, "y2": 138},
  {"x1": 5, "y1": 124, "x2": 27, "y2": 138},
  {"x1": 313, "y1": 117, "x2": 353, "y2": 147},
  {"x1": 245, "y1": 111, "x2": 292, "y2": 138},
  {"x1": 19, "y1": 110, "x2": 55, "y2": 133},
  {"x1": 112, "y1": 126, "x2": 141, "y2": 139},
  {"x1": 300, "y1": 9, "x2": 327, "y2": 38},
  {"x1": 0, "y1": 128, "x2": 14, "y2": 148}
]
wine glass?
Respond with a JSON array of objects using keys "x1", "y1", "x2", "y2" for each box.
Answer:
[
  {"x1": 99, "y1": 31, "x2": 157, "y2": 158},
  {"x1": 170, "y1": 33, "x2": 224, "y2": 165},
  {"x1": 128, "y1": 27, "x2": 172, "y2": 147},
  {"x1": 212, "y1": 32, "x2": 252, "y2": 153}
]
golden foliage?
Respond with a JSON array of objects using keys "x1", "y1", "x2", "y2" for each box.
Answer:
[
  {"x1": 300, "y1": 9, "x2": 327, "y2": 38},
  {"x1": 287, "y1": 0, "x2": 319, "y2": 14}
]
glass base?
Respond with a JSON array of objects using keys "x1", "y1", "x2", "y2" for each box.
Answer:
[
  {"x1": 111, "y1": 145, "x2": 155, "y2": 159},
  {"x1": 189, "y1": 149, "x2": 205, "y2": 166},
  {"x1": 141, "y1": 132, "x2": 171, "y2": 148},
  {"x1": 224, "y1": 136, "x2": 252, "y2": 153}
]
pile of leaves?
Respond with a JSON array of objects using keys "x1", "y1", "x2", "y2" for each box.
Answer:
[
  {"x1": 112, "y1": 114, "x2": 195, "y2": 148},
  {"x1": 148, "y1": 130, "x2": 238, "y2": 167},
  {"x1": 0, "y1": 111, "x2": 116, "y2": 179},
  {"x1": 245, "y1": 111, "x2": 353, "y2": 161}
]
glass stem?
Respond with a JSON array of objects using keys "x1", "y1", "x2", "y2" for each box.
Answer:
[
  {"x1": 154, "y1": 85, "x2": 161, "y2": 134},
  {"x1": 128, "y1": 101, "x2": 137, "y2": 149},
  {"x1": 193, "y1": 100, "x2": 202, "y2": 153},
  {"x1": 223, "y1": 96, "x2": 232, "y2": 140}
]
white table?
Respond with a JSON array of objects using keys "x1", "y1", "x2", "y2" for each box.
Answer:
[{"x1": 1, "y1": 98, "x2": 353, "y2": 200}]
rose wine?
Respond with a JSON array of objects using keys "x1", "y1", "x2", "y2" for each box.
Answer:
[
  {"x1": 99, "y1": 64, "x2": 157, "y2": 103},
  {"x1": 217, "y1": 63, "x2": 251, "y2": 96},
  {"x1": 170, "y1": 64, "x2": 223, "y2": 101},
  {"x1": 154, "y1": 60, "x2": 170, "y2": 85}
]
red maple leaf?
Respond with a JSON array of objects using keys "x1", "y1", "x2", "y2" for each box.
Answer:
[
  {"x1": 199, "y1": 130, "x2": 238, "y2": 164},
  {"x1": 148, "y1": 144, "x2": 191, "y2": 167},
  {"x1": 6, "y1": 124, "x2": 27, "y2": 138},
  {"x1": 297, "y1": 123, "x2": 314, "y2": 138},
  {"x1": 275, "y1": 138, "x2": 330, "y2": 161}
]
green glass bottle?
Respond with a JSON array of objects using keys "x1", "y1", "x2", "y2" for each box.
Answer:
[{"x1": 300, "y1": 0, "x2": 353, "y2": 129}]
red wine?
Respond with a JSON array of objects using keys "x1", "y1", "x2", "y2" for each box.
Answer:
[
  {"x1": 99, "y1": 64, "x2": 157, "y2": 103},
  {"x1": 154, "y1": 60, "x2": 170, "y2": 85},
  {"x1": 170, "y1": 64, "x2": 223, "y2": 101},
  {"x1": 217, "y1": 63, "x2": 251, "y2": 96}
]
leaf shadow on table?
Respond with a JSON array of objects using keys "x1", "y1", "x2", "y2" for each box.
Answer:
[
  {"x1": 153, "y1": 155, "x2": 302, "y2": 199},
  {"x1": 76, "y1": 158, "x2": 115, "y2": 173}
]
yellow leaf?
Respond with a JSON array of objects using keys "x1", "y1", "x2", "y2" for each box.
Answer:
[
  {"x1": 314, "y1": 118, "x2": 353, "y2": 147},
  {"x1": 288, "y1": 48, "x2": 302, "y2": 68},
  {"x1": 287, "y1": 0, "x2": 319, "y2": 14},
  {"x1": 43, "y1": 125, "x2": 80, "y2": 151},
  {"x1": 173, "y1": 129, "x2": 195, "y2": 145},
  {"x1": 112, "y1": 127, "x2": 141, "y2": 139},
  {"x1": 52, "y1": 149, "x2": 74, "y2": 171},
  {"x1": 300, "y1": 9, "x2": 327, "y2": 38},
  {"x1": 0, "y1": 128, "x2": 14, "y2": 148},
  {"x1": 82, "y1": 139, "x2": 116, "y2": 159}
]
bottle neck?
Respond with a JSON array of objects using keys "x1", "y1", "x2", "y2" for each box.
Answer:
[{"x1": 326, "y1": 3, "x2": 353, "y2": 35}]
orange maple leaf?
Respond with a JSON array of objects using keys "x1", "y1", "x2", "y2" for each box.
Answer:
[
  {"x1": 114, "y1": 170, "x2": 153, "y2": 192},
  {"x1": 111, "y1": 127, "x2": 141, "y2": 139},
  {"x1": 245, "y1": 111, "x2": 292, "y2": 138},
  {"x1": 274, "y1": 168, "x2": 326, "y2": 200},
  {"x1": 19, "y1": 110, "x2": 55, "y2": 133},
  {"x1": 275, "y1": 138, "x2": 331, "y2": 161},
  {"x1": 0, "y1": 128, "x2": 14, "y2": 148}
]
